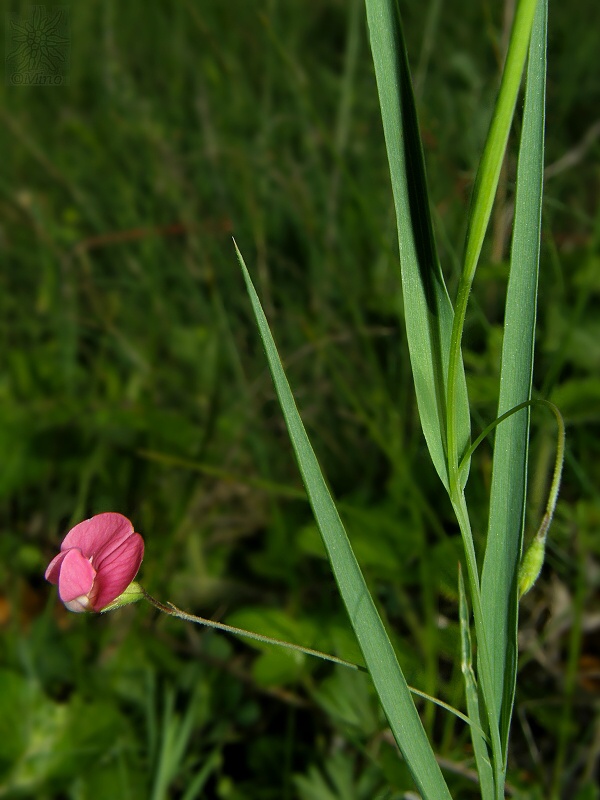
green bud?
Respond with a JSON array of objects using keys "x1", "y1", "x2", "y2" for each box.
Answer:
[{"x1": 518, "y1": 538, "x2": 545, "y2": 598}]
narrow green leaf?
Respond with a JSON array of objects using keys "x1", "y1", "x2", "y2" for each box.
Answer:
[
  {"x1": 458, "y1": 566, "x2": 494, "y2": 800},
  {"x1": 365, "y1": 0, "x2": 470, "y2": 490},
  {"x1": 480, "y1": 0, "x2": 547, "y2": 760},
  {"x1": 235, "y1": 242, "x2": 452, "y2": 800},
  {"x1": 447, "y1": 0, "x2": 538, "y2": 482}
]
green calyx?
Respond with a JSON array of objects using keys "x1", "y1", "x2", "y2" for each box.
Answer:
[{"x1": 100, "y1": 581, "x2": 145, "y2": 613}]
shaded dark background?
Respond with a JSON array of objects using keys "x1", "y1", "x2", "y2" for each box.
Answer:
[{"x1": 0, "y1": 1, "x2": 599, "y2": 797}]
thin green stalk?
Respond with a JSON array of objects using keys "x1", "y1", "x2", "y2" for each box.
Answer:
[
  {"x1": 458, "y1": 400, "x2": 560, "y2": 479},
  {"x1": 451, "y1": 493, "x2": 504, "y2": 800},
  {"x1": 459, "y1": 566, "x2": 494, "y2": 798},
  {"x1": 141, "y1": 588, "x2": 485, "y2": 738},
  {"x1": 141, "y1": 587, "x2": 364, "y2": 672}
]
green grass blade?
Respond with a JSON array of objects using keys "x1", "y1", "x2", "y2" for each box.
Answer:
[
  {"x1": 446, "y1": 0, "x2": 538, "y2": 484},
  {"x1": 480, "y1": 0, "x2": 547, "y2": 760},
  {"x1": 458, "y1": 566, "x2": 494, "y2": 800},
  {"x1": 235, "y1": 242, "x2": 452, "y2": 800},
  {"x1": 365, "y1": 0, "x2": 470, "y2": 490}
]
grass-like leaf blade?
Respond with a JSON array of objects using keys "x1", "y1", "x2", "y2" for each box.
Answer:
[
  {"x1": 446, "y1": 0, "x2": 538, "y2": 481},
  {"x1": 365, "y1": 0, "x2": 470, "y2": 490},
  {"x1": 480, "y1": 0, "x2": 547, "y2": 759},
  {"x1": 235, "y1": 242, "x2": 452, "y2": 800}
]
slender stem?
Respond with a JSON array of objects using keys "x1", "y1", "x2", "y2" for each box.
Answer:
[
  {"x1": 519, "y1": 401, "x2": 564, "y2": 553},
  {"x1": 458, "y1": 401, "x2": 536, "y2": 478},
  {"x1": 140, "y1": 587, "x2": 488, "y2": 737},
  {"x1": 451, "y1": 493, "x2": 505, "y2": 800},
  {"x1": 458, "y1": 399, "x2": 564, "y2": 482},
  {"x1": 140, "y1": 587, "x2": 364, "y2": 672}
]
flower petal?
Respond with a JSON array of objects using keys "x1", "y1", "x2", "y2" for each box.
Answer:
[
  {"x1": 60, "y1": 513, "x2": 134, "y2": 559},
  {"x1": 91, "y1": 533, "x2": 144, "y2": 611},
  {"x1": 45, "y1": 550, "x2": 68, "y2": 584},
  {"x1": 57, "y1": 548, "x2": 96, "y2": 604}
]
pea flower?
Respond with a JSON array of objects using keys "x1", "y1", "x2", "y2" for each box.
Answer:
[{"x1": 45, "y1": 512, "x2": 144, "y2": 613}]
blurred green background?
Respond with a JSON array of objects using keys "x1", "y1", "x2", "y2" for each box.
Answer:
[{"x1": 1, "y1": 1, "x2": 599, "y2": 798}]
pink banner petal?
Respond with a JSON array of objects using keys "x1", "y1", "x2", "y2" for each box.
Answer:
[{"x1": 60, "y1": 513, "x2": 134, "y2": 559}]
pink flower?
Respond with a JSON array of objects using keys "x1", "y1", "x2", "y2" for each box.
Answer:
[{"x1": 45, "y1": 512, "x2": 144, "y2": 613}]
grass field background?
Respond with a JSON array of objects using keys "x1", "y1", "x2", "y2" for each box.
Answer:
[{"x1": 1, "y1": 1, "x2": 599, "y2": 797}]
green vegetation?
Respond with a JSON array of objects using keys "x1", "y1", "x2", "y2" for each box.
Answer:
[{"x1": 0, "y1": 1, "x2": 598, "y2": 797}]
